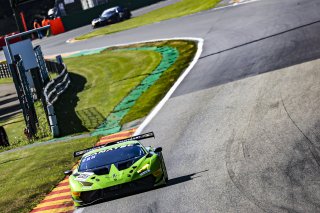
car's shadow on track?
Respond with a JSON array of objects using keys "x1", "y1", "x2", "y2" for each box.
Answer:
[
  {"x1": 166, "y1": 169, "x2": 208, "y2": 186},
  {"x1": 79, "y1": 169, "x2": 209, "y2": 208}
]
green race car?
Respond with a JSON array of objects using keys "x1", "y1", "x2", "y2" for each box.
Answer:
[{"x1": 64, "y1": 132, "x2": 168, "y2": 207}]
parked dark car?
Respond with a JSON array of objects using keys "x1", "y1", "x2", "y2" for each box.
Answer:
[{"x1": 91, "y1": 6, "x2": 131, "y2": 28}]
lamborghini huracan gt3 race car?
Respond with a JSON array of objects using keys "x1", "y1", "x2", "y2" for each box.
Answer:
[{"x1": 64, "y1": 132, "x2": 168, "y2": 206}]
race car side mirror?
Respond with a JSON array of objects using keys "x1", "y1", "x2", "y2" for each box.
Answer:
[
  {"x1": 64, "y1": 170, "x2": 72, "y2": 176},
  {"x1": 154, "y1": 147, "x2": 162, "y2": 153}
]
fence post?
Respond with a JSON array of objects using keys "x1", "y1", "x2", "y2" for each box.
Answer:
[
  {"x1": 56, "y1": 55, "x2": 63, "y2": 65},
  {"x1": 47, "y1": 104, "x2": 59, "y2": 137}
]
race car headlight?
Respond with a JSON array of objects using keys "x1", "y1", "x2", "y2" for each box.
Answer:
[
  {"x1": 72, "y1": 191, "x2": 81, "y2": 197},
  {"x1": 92, "y1": 20, "x2": 99, "y2": 25},
  {"x1": 137, "y1": 164, "x2": 150, "y2": 174},
  {"x1": 152, "y1": 168, "x2": 162, "y2": 177}
]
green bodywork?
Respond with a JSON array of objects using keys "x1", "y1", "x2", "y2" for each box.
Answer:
[{"x1": 69, "y1": 140, "x2": 167, "y2": 206}]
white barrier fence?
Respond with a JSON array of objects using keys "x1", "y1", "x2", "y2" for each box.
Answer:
[
  {"x1": 44, "y1": 63, "x2": 70, "y2": 105},
  {"x1": 44, "y1": 63, "x2": 71, "y2": 137}
]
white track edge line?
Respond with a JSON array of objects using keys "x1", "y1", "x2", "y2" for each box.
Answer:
[
  {"x1": 134, "y1": 37, "x2": 204, "y2": 135},
  {"x1": 216, "y1": 0, "x2": 261, "y2": 10},
  {"x1": 63, "y1": 37, "x2": 200, "y2": 55}
]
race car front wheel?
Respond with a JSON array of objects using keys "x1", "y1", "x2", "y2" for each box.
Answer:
[{"x1": 159, "y1": 152, "x2": 168, "y2": 183}]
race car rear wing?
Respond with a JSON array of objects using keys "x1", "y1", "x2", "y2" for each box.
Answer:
[{"x1": 73, "y1": 132, "x2": 155, "y2": 157}]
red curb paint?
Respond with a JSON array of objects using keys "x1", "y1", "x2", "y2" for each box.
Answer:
[
  {"x1": 47, "y1": 188, "x2": 70, "y2": 196},
  {"x1": 100, "y1": 131, "x2": 133, "y2": 140},
  {"x1": 41, "y1": 195, "x2": 72, "y2": 203},
  {"x1": 56, "y1": 182, "x2": 69, "y2": 188},
  {"x1": 54, "y1": 182, "x2": 69, "y2": 188},
  {"x1": 95, "y1": 140, "x2": 119, "y2": 146},
  {"x1": 31, "y1": 202, "x2": 73, "y2": 212},
  {"x1": 96, "y1": 137, "x2": 129, "y2": 146},
  {"x1": 104, "y1": 132, "x2": 131, "y2": 138}
]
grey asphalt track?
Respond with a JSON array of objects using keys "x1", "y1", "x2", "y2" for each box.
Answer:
[
  {"x1": 0, "y1": 84, "x2": 20, "y2": 121},
  {"x1": 72, "y1": 0, "x2": 320, "y2": 212},
  {"x1": 4, "y1": 0, "x2": 320, "y2": 212}
]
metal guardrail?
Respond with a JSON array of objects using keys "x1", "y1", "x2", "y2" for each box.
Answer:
[
  {"x1": 44, "y1": 61, "x2": 70, "y2": 137},
  {"x1": 44, "y1": 63, "x2": 70, "y2": 105},
  {"x1": 45, "y1": 60, "x2": 64, "y2": 74}
]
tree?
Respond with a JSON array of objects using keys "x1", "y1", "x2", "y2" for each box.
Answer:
[{"x1": 0, "y1": 0, "x2": 12, "y2": 18}]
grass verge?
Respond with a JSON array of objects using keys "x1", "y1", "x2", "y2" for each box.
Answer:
[
  {"x1": 0, "y1": 101, "x2": 52, "y2": 152},
  {"x1": 121, "y1": 40, "x2": 197, "y2": 124},
  {"x1": 0, "y1": 40, "x2": 196, "y2": 148},
  {"x1": 0, "y1": 136, "x2": 99, "y2": 213},
  {"x1": 0, "y1": 73, "x2": 57, "y2": 85},
  {"x1": 55, "y1": 50, "x2": 161, "y2": 135},
  {"x1": 76, "y1": 0, "x2": 220, "y2": 40},
  {"x1": 0, "y1": 71, "x2": 65, "y2": 148},
  {"x1": 0, "y1": 78, "x2": 13, "y2": 84}
]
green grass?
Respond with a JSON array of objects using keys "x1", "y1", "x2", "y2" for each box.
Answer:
[
  {"x1": 0, "y1": 114, "x2": 26, "y2": 147},
  {"x1": 0, "y1": 40, "x2": 197, "y2": 213},
  {"x1": 0, "y1": 78, "x2": 13, "y2": 84},
  {"x1": 55, "y1": 50, "x2": 162, "y2": 135},
  {"x1": 0, "y1": 101, "x2": 52, "y2": 152},
  {"x1": 0, "y1": 40, "x2": 196, "y2": 146},
  {"x1": 76, "y1": 0, "x2": 220, "y2": 40},
  {"x1": 121, "y1": 40, "x2": 197, "y2": 124},
  {"x1": 0, "y1": 136, "x2": 99, "y2": 213},
  {"x1": 0, "y1": 73, "x2": 58, "y2": 85},
  {"x1": 55, "y1": 40, "x2": 197, "y2": 135},
  {"x1": 0, "y1": 72, "x2": 64, "y2": 146}
]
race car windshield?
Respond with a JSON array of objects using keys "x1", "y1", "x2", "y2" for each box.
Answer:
[
  {"x1": 79, "y1": 144, "x2": 145, "y2": 171},
  {"x1": 101, "y1": 10, "x2": 115, "y2": 17}
]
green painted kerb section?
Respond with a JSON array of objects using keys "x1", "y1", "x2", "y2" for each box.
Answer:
[
  {"x1": 91, "y1": 46, "x2": 179, "y2": 136},
  {"x1": 67, "y1": 47, "x2": 107, "y2": 58}
]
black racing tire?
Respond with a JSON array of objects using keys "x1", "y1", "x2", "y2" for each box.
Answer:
[
  {"x1": 163, "y1": 163, "x2": 168, "y2": 182},
  {"x1": 159, "y1": 152, "x2": 168, "y2": 182}
]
